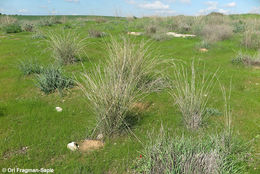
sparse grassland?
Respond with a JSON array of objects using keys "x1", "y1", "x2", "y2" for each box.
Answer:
[{"x1": 0, "y1": 14, "x2": 259, "y2": 174}]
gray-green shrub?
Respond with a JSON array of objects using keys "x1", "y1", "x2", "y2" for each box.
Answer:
[
  {"x1": 35, "y1": 65, "x2": 74, "y2": 94},
  {"x1": 18, "y1": 59, "x2": 43, "y2": 75}
]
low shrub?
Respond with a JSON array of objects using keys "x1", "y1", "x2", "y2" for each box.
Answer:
[
  {"x1": 169, "y1": 61, "x2": 218, "y2": 130},
  {"x1": 88, "y1": 29, "x2": 106, "y2": 38},
  {"x1": 18, "y1": 59, "x2": 43, "y2": 75},
  {"x1": 3, "y1": 23, "x2": 22, "y2": 33},
  {"x1": 21, "y1": 22, "x2": 34, "y2": 32},
  {"x1": 46, "y1": 30, "x2": 86, "y2": 64},
  {"x1": 32, "y1": 30, "x2": 46, "y2": 39},
  {"x1": 145, "y1": 25, "x2": 157, "y2": 34},
  {"x1": 233, "y1": 20, "x2": 246, "y2": 33},
  {"x1": 78, "y1": 37, "x2": 164, "y2": 138},
  {"x1": 232, "y1": 52, "x2": 260, "y2": 66},
  {"x1": 202, "y1": 24, "x2": 233, "y2": 43},
  {"x1": 133, "y1": 126, "x2": 249, "y2": 174},
  {"x1": 35, "y1": 65, "x2": 74, "y2": 94},
  {"x1": 0, "y1": 15, "x2": 17, "y2": 27},
  {"x1": 204, "y1": 107, "x2": 222, "y2": 116}
]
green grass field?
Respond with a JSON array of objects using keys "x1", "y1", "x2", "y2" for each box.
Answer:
[{"x1": 0, "y1": 15, "x2": 259, "y2": 173}]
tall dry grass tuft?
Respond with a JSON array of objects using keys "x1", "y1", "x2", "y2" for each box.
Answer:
[
  {"x1": 169, "y1": 60, "x2": 218, "y2": 130},
  {"x1": 46, "y1": 30, "x2": 86, "y2": 64},
  {"x1": 78, "y1": 37, "x2": 164, "y2": 138}
]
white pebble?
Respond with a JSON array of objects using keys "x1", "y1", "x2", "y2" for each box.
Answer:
[
  {"x1": 55, "y1": 107, "x2": 62, "y2": 112},
  {"x1": 97, "y1": 134, "x2": 103, "y2": 140},
  {"x1": 67, "y1": 142, "x2": 78, "y2": 151}
]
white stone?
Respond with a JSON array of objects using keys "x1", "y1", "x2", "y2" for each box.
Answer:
[
  {"x1": 67, "y1": 142, "x2": 79, "y2": 151},
  {"x1": 97, "y1": 134, "x2": 103, "y2": 140},
  {"x1": 55, "y1": 107, "x2": 62, "y2": 112},
  {"x1": 166, "y1": 32, "x2": 196, "y2": 38}
]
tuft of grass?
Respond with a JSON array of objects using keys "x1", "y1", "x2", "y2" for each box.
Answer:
[
  {"x1": 78, "y1": 37, "x2": 164, "y2": 138},
  {"x1": 169, "y1": 61, "x2": 218, "y2": 130},
  {"x1": 46, "y1": 30, "x2": 86, "y2": 65},
  {"x1": 35, "y1": 65, "x2": 74, "y2": 94},
  {"x1": 18, "y1": 59, "x2": 43, "y2": 75},
  {"x1": 21, "y1": 21, "x2": 34, "y2": 32},
  {"x1": 133, "y1": 125, "x2": 249, "y2": 174}
]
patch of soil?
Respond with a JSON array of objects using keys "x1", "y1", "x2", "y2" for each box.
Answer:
[
  {"x1": 199, "y1": 48, "x2": 208, "y2": 52},
  {"x1": 78, "y1": 140, "x2": 104, "y2": 153},
  {"x1": 131, "y1": 102, "x2": 152, "y2": 111},
  {"x1": 127, "y1": 32, "x2": 142, "y2": 36},
  {"x1": 2, "y1": 146, "x2": 29, "y2": 160}
]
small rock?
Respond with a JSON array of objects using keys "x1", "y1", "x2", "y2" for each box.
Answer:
[
  {"x1": 97, "y1": 134, "x2": 103, "y2": 140},
  {"x1": 127, "y1": 32, "x2": 142, "y2": 36},
  {"x1": 55, "y1": 107, "x2": 62, "y2": 112},
  {"x1": 67, "y1": 142, "x2": 79, "y2": 151}
]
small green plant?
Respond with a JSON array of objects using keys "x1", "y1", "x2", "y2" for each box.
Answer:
[
  {"x1": 35, "y1": 65, "x2": 74, "y2": 94},
  {"x1": 204, "y1": 107, "x2": 222, "y2": 116},
  {"x1": 18, "y1": 59, "x2": 43, "y2": 75},
  {"x1": 169, "y1": 61, "x2": 218, "y2": 129},
  {"x1": 3, "y1": 23, "x2": 22, "y2": 33},
  {"x1": 46, "y1": 30, "x2": 86, "y2": 64}
]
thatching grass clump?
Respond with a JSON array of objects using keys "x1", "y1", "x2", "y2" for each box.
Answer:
[
  {"x1": 35, "y1": 65, "x2": 74, "y2": 94},
  {"x1": 133, "y1": 126, "x2": 249, "y2": 174},
  {"x1": 241, "y1": 30, "x2": 260, "y2": 49},
  {"x1": 169, "y1": 61, "x2": 217, "y2": 130},
  {"x1": 78, "y1": 37, "x2": 164, "y2": 138},
  {"x1": 202, "y1": 24, "x2": 233, "y2": 43},
  {"x1": 46, "y1": 30, "x2": 86, "y2": 64}
]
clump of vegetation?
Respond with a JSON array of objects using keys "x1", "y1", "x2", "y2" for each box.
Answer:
[
  {"x1": 145, "y1": 25, "x2": 157, "y2": 34},
  {"x1": 88, "y1": 29, "x2": 106, "y2": 38},
  {"x1": 133, "y1": 126, "x2": 249, "y2": 174},
  {"x1": 78, "y1": 37, "x2": 164, "y2": 138},
  {"x1": 35, "y1": 65, "x2": 74, "y2": 94},
  {"x1": 241, "y1": 29, "x2": 260, "y2": 49},
  {"x1": 169, "y1": 61, "x2": 218, "y2": 130},
  {"x1": 46, "y1": 30, "x2": 86, "y2": 64},
  {"x1": 18, "y1": 59, "x2": 43, "y2": 75},
  {"x1": 197, "y1": 40, "x2": 211, "y2": 49},
  {"x1": 233, "y1": 20, "x2": 246, "y2": 33},
  {"x1": 21, "y1": 21, "x2": 34, "y2": 32},
  {"x1": 0, "y1": 15, "x2": 17, "y2": 27},
  {"x1": 38, "y1": 17, "x2": 61, "y2": 26},
  {"x1": 3, "y1": 23, "x2": 22, "y2": 33},
  {"x1": 202, "y1": 24, "x2": 233, "y2": 43},
  {"x1": 204, "y1": 107, "x2": 222, "y2": 116},
  {"x1": 232, "y1": 51, "x2": 260, "y2": 66},
  {"x1": 32, "y1": 30, "x2": 46, "y2": 39}
]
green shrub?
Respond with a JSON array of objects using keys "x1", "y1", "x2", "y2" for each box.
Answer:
[
  {"x1": 18, "y1": 59, "x2": 43, "y2": 75},
  {"x1": 35, "y1": 65, "x2": 74, "y2": 94},
  {"x1": 3, "y1": 23, "x2": 22, "y2": 33},
  {"x1": 78, "y1": 37, "x2": 164, "y2": 138},
  {"x1": 133, "y1": 126, "x2": 249, "y2": 174},
  {"x1": 233, "y1": 20, "x2": 245, "y2": 33},
  {"x1": 204, "y1": 107, "x2": 222, "y2": 116},
  {"x1": 46, "y1": 30, "x2": 86, "y2": 64}
]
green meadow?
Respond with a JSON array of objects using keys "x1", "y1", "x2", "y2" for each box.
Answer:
[{"x1": 0, "y1": 14, "x2": 259, "y2": 173}]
